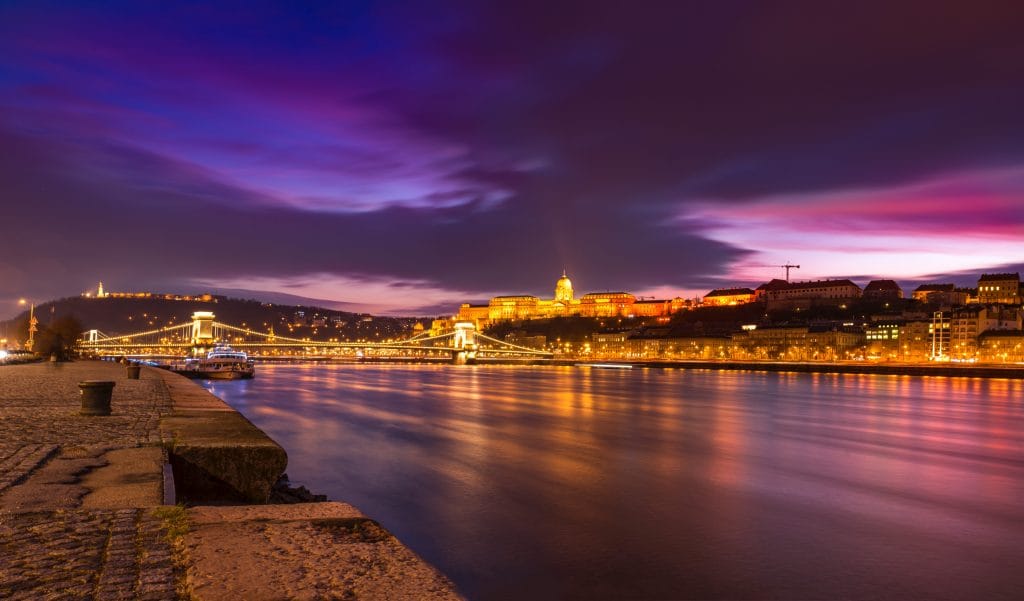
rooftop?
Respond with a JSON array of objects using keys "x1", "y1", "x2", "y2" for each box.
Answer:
[
  {"x1": 705, "y1": 287, "x2": 755, "y2": 297},
  {"x1": 786, "y1": 279, "x2": 860, "y2": 290},
  {"x1": 913, "y1": 283, "x2": 955, "y2": 292},
  {"x1": 864, "y1": 279, "x2": 901, "y2": 291}
]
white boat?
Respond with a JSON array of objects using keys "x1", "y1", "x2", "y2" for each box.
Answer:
[{"x1": 175, "y1": 344, "x2": 255, "y2": 380}]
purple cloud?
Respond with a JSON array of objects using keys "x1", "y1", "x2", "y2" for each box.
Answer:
[{"x1": 2, "y1": 1, "x2": 1024, "y2": 314}]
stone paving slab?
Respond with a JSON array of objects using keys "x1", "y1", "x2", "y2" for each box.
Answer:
[
  {"x1": 81, "y1": 447, "x2": 166, "y2": 509},
  {"x1": 185, "y1": 502, "x2": 462, "y2": 601}
]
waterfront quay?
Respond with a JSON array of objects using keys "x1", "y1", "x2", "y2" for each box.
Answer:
[
  {"x1": 0, "y1": 361, "x2": 461, "y2": 600},
  {"x1": 626, "y1": 359, "x2": 1024, "y2": 378}
]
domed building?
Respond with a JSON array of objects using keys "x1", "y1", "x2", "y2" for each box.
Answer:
[
  {"x1": 453, "y1": 271, "x2": 688, "y2": 327},
  {"x1": 554, "y1": 271, "x2": 574, "y2": 303}
]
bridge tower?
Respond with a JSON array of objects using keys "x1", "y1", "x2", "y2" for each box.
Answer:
[
  {"x1": 85, "y1": 329, "x2": 100, "y2": 343},
  {"x1": 452, "y1": 322, "x2": 478, "y2": 364},
  {"x1": 191, "y1": 311, "x2": 216, "y2": 354}
]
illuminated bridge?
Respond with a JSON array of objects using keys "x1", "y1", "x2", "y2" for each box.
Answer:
[{"x1": 79, "y1": 311, "x2": 552, "y2": 363}]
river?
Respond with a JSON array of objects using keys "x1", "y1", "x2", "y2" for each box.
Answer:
[{"x1": 204, "y1": 364, "x2": 1024, "y2": 600}]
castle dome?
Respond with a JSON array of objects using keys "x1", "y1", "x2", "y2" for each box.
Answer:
[{"x1": 555, "y1": 271, "x2": 574, "y2": 302}]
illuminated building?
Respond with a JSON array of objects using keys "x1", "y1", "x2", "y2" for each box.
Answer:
[
  {"x1": 554, "y1": 271, "x2": 574, "y2": 303},
  {"x1": 912, "y1": 283, "x2": 952, "y2": 302},
  {"x1": 865, "y1": 322, "x2": 901, "y2": 360},
  {"x1": 703, "y1": 287, "x2": 755, "y2": 306},
  {"x1": 911, "y1": 284, "x2": 969, "y2": 306},
  {"x1": 578, "y1": 292, "x2": 636, "y2": 317},
  {"x1": 488, "y1": 295, "x2": 542, "y2": 321},
  {"x1": 456, "y1": 271, "x2": 686, "y2": 326},
  {"x1": 731, "y1": 325, "x2": 863, "y2": 361},
  {"x1": 929, "y1": 311, "x2": 951, "y2": 360},
  {"x1": 83, "y1": 282, "x2": 218, "y2": 303},
  {"x1": 977, "y1": 330, "x2": 1024, "y2": 363},
  {"x1": 977, "y1": 273, "x2": 1021, "y2": 305},
  {"x1": 632, "y1": 298, "x2": 688, "y2": 317},
  {"x1": 457, "y1": 304, "x2": 489, "y2": 323},
  {"x1": 898, "y1": 320, "x2": 933, "y2": 362},
  {"x1": 590, "y1": 332, "x2": 630, "y2": 357},
  {"x1": 950, "y1": 305, "x2": 1023, "y2": 360},
  {"x1": 590, "y1": 325, "x2": 867, "y2": 361}
]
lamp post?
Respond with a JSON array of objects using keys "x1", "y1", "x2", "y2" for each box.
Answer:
[{"x1": 18, "y1": 299, "x2": 37, "y2": 351}]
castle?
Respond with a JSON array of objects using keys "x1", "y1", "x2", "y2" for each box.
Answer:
[{"x1": 455, "y1": 271, "x2": 689, "y2": 328}]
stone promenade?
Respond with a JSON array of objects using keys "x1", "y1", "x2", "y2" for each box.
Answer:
[
  {"x1": 0, "y1": 362, "x2": 177, "y2": 599},
  {"x1": 0, "y1": 361, "x2": 462, "y2": 600}
]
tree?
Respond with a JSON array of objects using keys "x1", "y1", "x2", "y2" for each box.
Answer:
[{"x1": 34, "y1": 315, "x2": 83, "y2": 360}]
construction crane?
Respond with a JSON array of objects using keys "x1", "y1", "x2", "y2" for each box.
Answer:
[{"x1": 780, "y1": 263, "x2": 800, "y2": 282}]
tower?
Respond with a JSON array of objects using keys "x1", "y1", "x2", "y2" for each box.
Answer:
[
  {"x1": 555, "y1": 271, "x2": 574, "y2": 303},
  {"x1": 191, "y1": 311, "x2": 216, "y2": 346},
  {"x1": 97, "y1": 282, "x2": 105, "y2": 298}
]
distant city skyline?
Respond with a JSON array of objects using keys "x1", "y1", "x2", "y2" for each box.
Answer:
[{"x1": 2, "y1": 2, "x2": 1023, "y2": 316}]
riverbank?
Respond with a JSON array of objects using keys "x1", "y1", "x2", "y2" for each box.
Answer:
[
  {"x1": 246, "y1": 356, "x2": 1024, "y2": 377},
  {"x1": 0, "y1": 360, "x2": 462, "y2": 600},
  {"x1": 585, "y1": 359, "x2": 1024, "y2": 378}
]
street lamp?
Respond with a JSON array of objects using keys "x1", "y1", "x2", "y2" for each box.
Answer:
[{"x1": 18, "y1": 299, "x2": 37, "y2": 351}]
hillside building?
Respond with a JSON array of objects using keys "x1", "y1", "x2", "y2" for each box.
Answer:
[
  {"x1": 977, "y1": 273, "x2": 1021, "y2": 305},
  {"x1": 863, "y1": 280, "x2": 903, "y2": 300},
  {"x1": 456, "y1": 272, "x2": 686, "y2": 327},
  {"x1": 761, "y1": 279, "x2": 861, "y2": 310},
  {"x1": 911, "y1": 284, "x2": 969, "y2": 306},
  {"x1": 703, "y1": 287, "x2": 755, "y2": 306}
]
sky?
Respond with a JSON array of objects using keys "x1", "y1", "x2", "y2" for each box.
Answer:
[{"x1": 1, "y1": 0, "x2": 1023, "y2": 316}]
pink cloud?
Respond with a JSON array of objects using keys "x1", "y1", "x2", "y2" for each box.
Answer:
[{"x1": 691, "y1": 166, "x2": 1024, "y2": 282}]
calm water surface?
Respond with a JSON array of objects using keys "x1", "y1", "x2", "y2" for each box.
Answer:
[{"x1": 205, "y1": 365, "x2": 1024, "y2": 600}]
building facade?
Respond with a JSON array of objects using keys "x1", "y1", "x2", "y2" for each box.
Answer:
[
  {"x1": 911, "y1": 284, "x2": 970, "y2": 306},
  {"x1": 456, "y1": 272, "x2": 686, "y2": 326},
  {"x1": 703, "y1": 287, "x2": 756, "y2": 306},
  {"x1": 977, "y1": 273, "x2": 1021, "y2": 305},
  {"x1": 863, "y1": 280, "x2": 903, "y2": 300}
]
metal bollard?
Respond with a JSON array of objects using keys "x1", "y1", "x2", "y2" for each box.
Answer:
[
  {"x1": 79, "y1": 380, "x2": 115, "y2": 416},
  {"x1": 126, "y1": 364, "x2": 141, "y2": 379}
]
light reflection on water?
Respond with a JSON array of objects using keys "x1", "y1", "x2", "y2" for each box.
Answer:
[{"x1": 206, "y1": 365, "x2": 1024, "y2": 600}]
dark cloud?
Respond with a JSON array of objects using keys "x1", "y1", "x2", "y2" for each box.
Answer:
[
  {"x1": 387, "y1": 0, "x2": 1024, "y2": 202},
  {"x1": 1, "y1": 1, "x2": 1023, "y2": 313},
  {"x1": 0, "y1": 127, "x2": 745, "y2": 308}
]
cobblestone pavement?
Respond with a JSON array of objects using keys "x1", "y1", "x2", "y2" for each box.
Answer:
[
  {"x1": 0, "y1": 362, "x2": 178, "y2": 599},
  {"x1": 0, "y1": 362, "x2": 171, "y2": 495},
  {"x1": 0, "y1": 508, "x2": 177, "y2": 600}
]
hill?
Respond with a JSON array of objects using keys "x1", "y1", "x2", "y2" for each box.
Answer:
[{"x1": 0, "y1": 295, "x2": 428, "y2": 348}]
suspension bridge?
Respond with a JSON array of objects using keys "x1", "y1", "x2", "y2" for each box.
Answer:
[{"x1": 79, "y1": 311, "x2": 552, "y2": 363}]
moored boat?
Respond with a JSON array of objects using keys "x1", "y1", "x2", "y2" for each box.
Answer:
[{"x1": 173, "y1": 344, "x2": 255, "y2": 380}]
